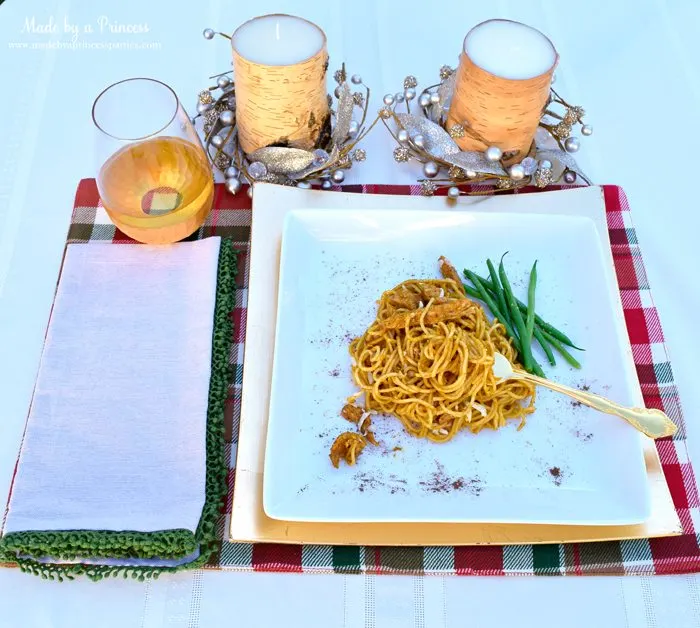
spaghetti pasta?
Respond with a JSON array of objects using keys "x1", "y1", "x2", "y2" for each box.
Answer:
[{"x1": 346, "y1": 260, "x2": 536, "y2": 443}]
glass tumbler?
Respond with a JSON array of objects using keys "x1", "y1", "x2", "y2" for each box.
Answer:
[{"x1": 92, "y1": 78, "x2": 214, "y2": 244}]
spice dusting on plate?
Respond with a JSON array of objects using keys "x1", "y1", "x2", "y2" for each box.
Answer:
[
  {"x1": 419, "y1": 461, "x2": 482, "y2": 496},
  {"x1": 571, "y1": 382, "x2": 592, "y2": 408},
  {"x1": 549, "y1": 466, "x2": 563, "y2": 486},
  {"x1": 353, "y1": 471, "x2": 407, "y2": 494},
  {"x1": 573, "y1": 429, "x2": 593, "y2": 442}
]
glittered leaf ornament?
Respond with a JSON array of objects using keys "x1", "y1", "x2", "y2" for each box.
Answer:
[
  {"x1": 395, "y1": 114, "x2": 460, "y2": 159},
  {"x1": 247, "y1": 147, "x2": 316, "y2": 174},
  {"x1": 332, "y1": 83, "x2": 354, "y2": 146}
]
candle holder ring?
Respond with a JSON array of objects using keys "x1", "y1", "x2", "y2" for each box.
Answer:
[
  {"x1": 380, "y1": 67, "x2": 592, "y2": 198},
  {"x1": 195, "y1": 29, "x2": 379, "y2": 195}
]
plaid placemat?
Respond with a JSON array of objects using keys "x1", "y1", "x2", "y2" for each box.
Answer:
[{"x1": 31, "y1": 181, "x2": 700, "y2": 576}]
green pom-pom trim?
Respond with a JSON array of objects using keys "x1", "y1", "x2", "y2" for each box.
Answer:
[{"x1": 0, "y1": 239, "x2": 236, "y2": 581}]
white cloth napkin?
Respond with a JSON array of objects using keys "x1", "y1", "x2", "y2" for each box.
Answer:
[{"x1": 3, "y1": 237, "x2": 222, "y2": 535}]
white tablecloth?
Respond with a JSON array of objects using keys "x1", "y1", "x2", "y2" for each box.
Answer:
[{"x1": 1, "y1": 0, "x2": 699, "y2": 626}]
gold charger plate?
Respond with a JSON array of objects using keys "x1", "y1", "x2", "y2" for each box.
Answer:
[{"x1": 230, "y1": 183, "x2": 681, "y2": 545}]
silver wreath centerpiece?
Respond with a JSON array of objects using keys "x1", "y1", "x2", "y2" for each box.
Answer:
[
  {"x1": 379, "y1": 68, "x2": 592, "y2": 198},
  {"x1": 194, "y1": 29, "x2": 378, "y2": 196}
]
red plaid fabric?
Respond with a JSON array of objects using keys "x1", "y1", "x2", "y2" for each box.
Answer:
[{"x1": 10, "y1": 180, "x2": 695, "y2": 577}]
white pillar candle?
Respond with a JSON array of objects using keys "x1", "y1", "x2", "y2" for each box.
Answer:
[
  {"x1": 231, "y1": 14, "x2": 330, "y2": 154},
  {"x1": 232, "y1": 14, "x2": 325, "y2": 66},
  {"x1": 465, "y1": 19, "x2": 556, "y2": 80},
  {"x1": 446, "y1": 19, "x2": 558, "y2": 160}
]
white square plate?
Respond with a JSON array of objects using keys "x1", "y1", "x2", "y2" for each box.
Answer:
[{"x1": 262, "y1": 207, "x2": 650, "y2": 525}]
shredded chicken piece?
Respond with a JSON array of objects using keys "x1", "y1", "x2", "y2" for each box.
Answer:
[
  {"x1": 341, "y1": 404, "x2": 364, "y2": 424},
  {"x1": 329, "y1": 432, "x2": 367, "y2": 468},
  {"x1": 364, "y1": 429, "x2": 379, "y2": 446},
  {"x1": 342, "y1": 404, "x2": 381, "y2": 447},
  {"x1": 388, "y1": 287, "x2": 421, "y2": 311},
  {"x1": 438, "y1": 256, "x2": 467, "y2": 296},
  {"x1": 420, "y1": 285, "x2": 443, "y2": 300},
  {"x1": 380, "y1": 299, "x2": 474, "y2": 330}
]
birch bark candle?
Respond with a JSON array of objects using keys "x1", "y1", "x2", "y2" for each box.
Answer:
[
  {"x1": 231, "y1": 14, "x2": 330, "y2": 154},
  {"x1": 446, "y1": 19, "x2": 557, "y2": 161}
]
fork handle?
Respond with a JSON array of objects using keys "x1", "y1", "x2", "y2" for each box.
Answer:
[{"x1": 514, "y1": 370, "x2": 678, "y2": 440}]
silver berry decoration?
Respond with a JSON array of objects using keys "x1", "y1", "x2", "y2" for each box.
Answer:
[
  {"x1": 224, "y1": 166, "x2": 239, "y2": 179},
  {"x1": 539, "y1": 159, "x2": 553, "y2": 170},
  {"x1": 485, "y1": 146, "x2": 503, "y2": 162},
  {"x1": 211, "y1": 134, "x2": 225, "y2": 149},
  {"x1": 203, "y1": 28, "x2": 215, "y2": 40},
  {"x1": 564, "y1": 137, "x2": 580, "y2": 153},
  {"x1": 423, "y1": 161, "x2": 439, "y2": 178},
  {"x1": 581, "y1": 124, "x2": 593, "y2": 136},
  {"x1": 465, "y1": 169, "x2": 477, "y2": 179},
  {"x1": 196, "y1": 101, "x2": 211, "y2": 115},
  {"x1": 351, "y1": 74, "x2": 362, "y2": 85},
  {"x1": 412, "y1": 134, "x2": 425, "y2": 148},
  {"x1": 321, "y1": 179, "x2": 333, "y2": 190},
  {"x1": 296, "y1": 181, "x2": 312, "y2": 189},
  {"x1": 419, "y1": 93, "x2": 431, "y2": 108},
  {"x1": 447, "y1": 186, "x2": 460, "y2": 199},
  {"x1": 430, "y1": 93, "x2": 440, "y2": 105},
  {"x1": 394, "y1": 92, "x2": 405, "y2": 104},
  {"x1": 397, "y1": 129, "x2": 409, "y2": 143},
  {"x1": 348, "y1": 120, "x2": 360, "y2": 137},
  {"x1": 509, "y1": 164, "x2": 526, "y2": 181},
  {"x1": 217, "y1": 76, "x2": 231, "y2": 89},
  {"x1": 225, "y1": 177, "x2": 241, "y2": 195},
  {"x1": 383, "y1": 93, "x2": 395, "y2": 106},
  {"x1": 564, "y1": 171, "x2": 577, "y2": 183},
  {"x1": 331, "y1": 170, "x2": 346, "y2": 184},
  {"x1": 404, "y1": 88, "x2": 416, "y2": 101},
  {"x1": 219, "y1": 110, "x2": 234, "y2": 126},
  {"x1": 248, "y1": 161, "x2": 268, "y2": 180}
]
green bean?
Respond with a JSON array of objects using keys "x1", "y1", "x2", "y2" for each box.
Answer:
[
  {"x1": 486, "y1": 258, "x2": 509, "y2": 323},
  {"x1": 465, "y1": 274, "x2": 548, "y2": 376},
  {"x1": 475, "y1": 275, "x2": 556, "y2": 365},
  {"x1": 464, "y1": 270, "x2": 583, "y2": 351},
  {"x1": 531, "y1": 358, "x2": 546, "y2": 378},
  {"x1": 526, "y1": 261, "x2": 537, "y2": 342},
  {"x1": 464, "y1": 271, "x2": 521, "y2": 353},
  {"x1": 533, "y1": 326, "x2": 556, "y2": 366},
  {"x1": 463, "y1": 284, "x2": 482, "y2": 301},
  {"x1": 529, "y1": 311, "x2": 582, "y2": 351},
  {"x1": 541, "y1": 330, "x2": 582, "y2": 369},
  {"x1": 499, "y1": 258, "x2": 534, "y2": 373}
]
